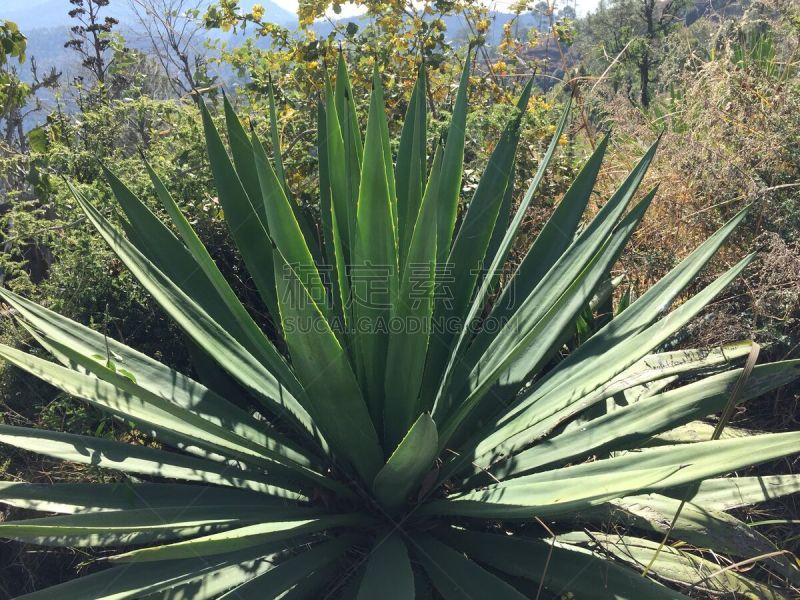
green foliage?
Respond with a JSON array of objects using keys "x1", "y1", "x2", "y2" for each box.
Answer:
[{"x1": 0, "y1": 53, "x2": 798, "y2": 598}]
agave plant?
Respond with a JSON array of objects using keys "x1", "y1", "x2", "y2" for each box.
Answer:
[{"x1": 1, "y1": 53, "x2": 799, "y2": 599}]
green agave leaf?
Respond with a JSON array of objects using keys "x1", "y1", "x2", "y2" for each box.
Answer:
[
  {"x1": 490, "y1": 360, "x2": 800, "y2": 479},
  {"x1": 439, "y1": 527, "x2": 687, "y2": 599},
  {"x1": 16, "y1": 547, "x2": 286, "y2": 600},
  {"x1": 419, "y1": 79, "x2": 533, "y2": 421},
  {"x1": 0, "y1": 481, "x2": 278, "y2": 514},
  {"x1": 489, "y1": 133, "x2": 611, "y2": 328},
  {"x1": 218, "y1": 536, "x2": 357, "y2": 599},
  {"x1": 425, "y1": 432, "x2": 800, "y2": 519},
  {"x1": 410, "y1": 533, "x2": 528, "y2": 600},
  {"x1": 457, "y1": 139, "x2": 660, "y2": 412},
  {"x1": 396, "y1": 61, "x2": 428, "y2": 266},
  {"x1": 69, "y1": 184, "x2": 320, "y2": 448},
  {"x1": 0, "y1": 504, "x2": 316, "y2": 547},
  {"x1": 334, "y1": 52, "x2": 364, "y2": 163},
  {"x1": 222, "y1": 94, "x2": 266, "y2": 223},
  {"x1": 268, "y1": 76, "x2": 290, "y2": 195},
  {"x1": 262, "y1": 83, "x2": 321, "y2": 260},
  {"x1": 275, "y1": 561, "x2": 341, "y2": 600},
  {"x1": 424, "y1": 465, "x2": 680, "y2": 519},
  {"x1": 351, "y1": 68, "x2": 399, "y2": 426},
  {"x1": 481, "y1": 160, "x2": 515, "y2": 279},
  {"x1": 649, "y1": 421, "x2": 756, "y2": 444},
  {"x1": 324, "y1": 69, "x2": 359, "y2": 266},
  {"x1": 199, "y1": 98, "x2": 282, "y2": 325},
  {"x1": 0, "y1": 424, "x2": 291, "y2": 496},
  {"x1": 252, "y1": 131, "x2": 329, "y2": 319},
  {"x1": 110, "y1": 514, "x2": 368, "y2": 563},
  {"x1": 439, "y1": 189, "x2": 656, "y2": 448},
  {"x1": 435, "y1": 51, "x2": 470, "y2": 264},
  {"x1": 141, "y1": 159, "x2": 298, "y2": 392},
  {"x1": 316, "y1": 101, "x2": 347, "y2": 327},
  {"x1": 445, "y1": 78, "x2": 532, "y2": 324},
  {"x1": 563, "y1": 532, "x2": 792, "y2": 598},
  {"x1": 470, "y1": 252, "x2": 756, "y2": 470},
  {"x1": 357, "y1": 533, "x2": 414, "y2": 600},
  {"x1": 272, "y1": 246, "x2": 383, "y2": 483},
  {"x1": 0, "y1": 337, "x2": 321, "y2": 492},
  {"x1": 427, "y1": 99, "x2": 571, "y2": 417},
  {"x1": 0, "y1": 286, "x2": 322, "y2": 469},
  {"x1": 383, "y1": 151, "x2": 438, "y2": 448},
  {"x1": 501, "y1": 206, "x2": 751, "y2": 427},
  {"x1": 667, "y1": 474, "x2": 800, "y2": 511},
  {"x1": 373, "y1": 414, "x2": 438, "y2": 511},
  {"x1": 583, "y1": 494, "x2": 800, "y2": 585}
]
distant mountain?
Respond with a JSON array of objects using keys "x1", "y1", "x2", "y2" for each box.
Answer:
[{"x1": 3, "y1": 0, "x2": 296, "y2": 32}]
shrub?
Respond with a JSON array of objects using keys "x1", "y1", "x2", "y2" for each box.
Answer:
[{"x1": 0, "y1": 53, "x2": 798, "y2": 598}]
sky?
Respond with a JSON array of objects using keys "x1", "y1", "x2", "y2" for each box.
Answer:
[{"x1": 272, "y1": 0, "x2": 602, "y2": 19}]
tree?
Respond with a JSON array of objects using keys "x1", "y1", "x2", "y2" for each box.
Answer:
[
  {"x1": 65, "y1": 0, "x2": 118, "y2": 84},
  {"x1": 579, "y1": 0, "x2": 687, "y2": 106},
  {"x1": 129, "y1": 0, "x2": 210, "y2": 95}
]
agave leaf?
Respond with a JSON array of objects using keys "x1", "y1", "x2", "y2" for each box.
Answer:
[
  {"x1": 470, "y1": 252, "x2": 756, "y2": 469},
  {"x1": 357, "y1": 533, "x2": 414, "y2": 599},
  {"x1": 199, "y1": 98, "x2": 283, "y2": 324},
  {"x1": 489, "y1": 360, "x2": 800, "y2": 479},
  {"x1": 0, "y1": 481, "x2": 278, "y2": 514},
  {"x1": 219, "y1": 536, "x2": 356, "y2": 599},
  {"x1": 396, "y1": 61, "x2": 428, "y2": 265},
  {"x1": 141, "y1": 160, "x2": 297, "y2": 392},
  {"x1": 583, "y1": 494, "x2": 800, "y2": 584},
  {"x1": 253, "y1": 132, "x2": 329, "y2": 316},
  {"x1": 503, "y1": 206, "x2": 752, "y2": 426},
  {"x1": 24, "y1": 327, "x2": 349, "y2": 498},
  {"x1": 265, "y1": 81, "x2": 320, "y2": 252},
  {"x1": 481, "y1": 160, "x2": 516, "y2": 278},
  {"x1": 459, "y1": 139, "x2": 660, "y2": 409},
  {"x1": 438, "y1": 189, "x2": 656, "y2": 447},
  {"x1": 491, "y1": 133, "x2": 611, "y2": 327},
  {"x1": 0, "y1": 337, "x2": 321, "y2": 490},
  {"x1": 316, "y1": 101, "x2": 346, "y2": 326},
  {"x1": 667, "y1": 474, "x2": 800, "y2": 511},
  {"x1": 110, "y1": 514, "x2": 368, "y2": 563},
  {"x1": 427, "y1": 99, "x2": 571, "y2": 417},
  {"x1": 564, "y1": 532, "x2": 792, "y2": 598},
  {"x1": 650, "y1": 421, "x2": 759, "y2": 444},
  {"x1": 0, "y1": 424, "x2": 295, "y2": 496},
  {"x1": 424, "y1": 465, "x2": 680, "y2": 519},
  {"x1": 272, "y1": 247, "x2": 383, "y2": 483},
  {"x1": 383, "y1": 154, "x2": 438, "y2": 448},
  {"x1": 267, "y1": 76, "x2": 290, "y2": 194},
  {"x1": 424, "y1": 432, "x2": 800, "y2": 519},
  {"x1": 16, "y1": 547, "x2": 287, "y2": 600},
  {"x1": 70, "y1": 185, "x2": 320, "y2": 446},
  {"x1": 334, "y1": 52, "x2": 364, "y2": 163},
  {"x1": 373, "y1": 414, "x2": 438, "y2": 510},
  {"x1": 0, "y1": 287, "x2": 317, "y2": 465},
  {"x1": 324, "y1": 70, "x2": 359, "y2": 265},
  {"x1": 445, "y1": 78, "x2": 533, "y2": 323},
  {"x1": 410, "y1": 533, "x2": 528, "y2": 600},
  {"x1": 435, "y1": 51, "x2": 470, "y2": 263},
  {"x1": 0, "y1": 504, "x2": 316, "y2": 547},
  {"x1": 351, "y1": 69, "x2": 399, "y2": 426},
  {"x1": 439, "y1": 527, "x2": 687, "y2": 599},
  {"x1": 418, "y1": 80, "x2": 532, "y2": 419},
  {"x1": 222, "y1": 95, "x2": 266, "y2": 221},
  {"x1": 275, "y1": 561, "x2": 341, "y2": 600}
]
